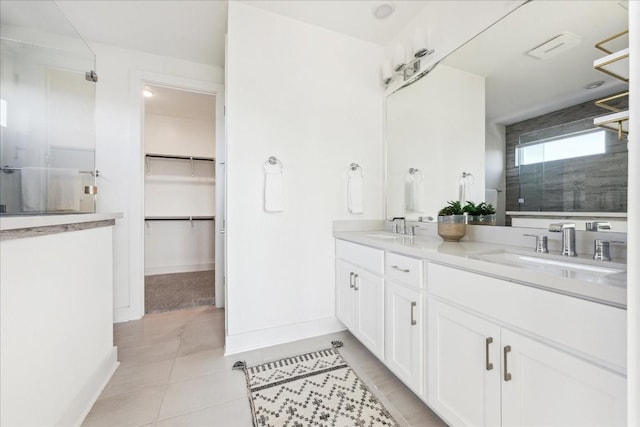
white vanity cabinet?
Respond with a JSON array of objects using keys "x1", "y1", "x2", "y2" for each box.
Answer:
[
  {"x1": 335, "y1": 240, "x2": 385, "y2": 360},
  {"x1": 427, "y1": 263, "x2": 627, "y2": 427},
  {"x1": 384, "y1": 252, "x2": 425, "y2": 398}
]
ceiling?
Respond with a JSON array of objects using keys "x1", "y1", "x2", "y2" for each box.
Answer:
[
  {"x1": 49, "y1": 0, "x2": 427, "y2": 68},
  {"x1": 144, "y1": 85, "x2": 216, "y2": 121}
]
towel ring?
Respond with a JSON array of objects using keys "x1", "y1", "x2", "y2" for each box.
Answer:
[
  {"x1": 350, "y1": 163, "x2": 361, "y2": 171},
  {"x1": 409, "y1": 168, "x2": 420, "y2": 175},
  {"x1": 267, "y1": 156, "x2": 282, "y2": 167}
]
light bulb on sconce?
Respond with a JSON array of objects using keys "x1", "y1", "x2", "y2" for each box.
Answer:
[{"x1": 383, "y1": 27, "x2": 434, "y2": 88}]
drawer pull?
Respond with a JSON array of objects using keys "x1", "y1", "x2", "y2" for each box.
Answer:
[
  {"x1": 485, "y1": 337, "x2": 493, "y2": 371},
  {"x1": 353, "y1": 274, "x2": 359, "y2": 291},
  {"x1": 391, "y1": 265, "x2": 410, "y2": 273},
  {"x1": 349, "y1": 272, "x2": 355, "y2": 289},
  {"x1": 503, "y1": 345, "x2": 512, "y2": 381},
  {"x1": 410, "y1": 301, "x2": 417, "y2": 325}
]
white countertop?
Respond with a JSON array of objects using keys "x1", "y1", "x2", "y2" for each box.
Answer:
[
  {"x1": 0, "y1": 212, "x2": 123, "y2": 231},
  {"x1": 334, "y1": 231, "x2": 626, "y2": 309}
]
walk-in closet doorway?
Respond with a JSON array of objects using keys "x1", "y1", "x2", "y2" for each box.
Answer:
[{"x1": 141, "y1": 83, "x2": 223, "y2": 314}]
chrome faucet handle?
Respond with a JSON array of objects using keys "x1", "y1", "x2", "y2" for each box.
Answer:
[
  {"x1": 407, "y1": 225, "x2": 418, "y2": 236},
  {"x1": 523, "y1": 234, "x2": 549, "y2": 253},
  {"x1": 586, "y1": 221, "x2": 612, "y2": 232},
  {"x1": 593, "y1": 239, "x2": 611, "y2": 261}
]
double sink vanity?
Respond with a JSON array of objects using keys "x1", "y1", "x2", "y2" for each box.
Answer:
[{"x1": 334, "y1": 225, "x2": 627, "y2": 426}]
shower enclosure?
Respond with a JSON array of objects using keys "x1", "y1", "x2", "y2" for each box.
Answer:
[{"x1": 0, "y1": 0, "x2": 97, "y2": 215}]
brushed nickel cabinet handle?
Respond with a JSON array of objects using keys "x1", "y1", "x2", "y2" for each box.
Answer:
[
  {"x1": 391, "y1": 265, "x2": 410, "y2": 273},
  {"x1": 353, "y1": 274, "x2": 359, "y2": 291},
  {"x1": 485, "y1": 337, "x2": 494, "y2": 371},
  {"x1": 504, "y1": 345, "x2": 512, "y2": 381},
  {"x1": 349, "y1": 272, "x2": 354, "y2": 289},
  {"x1": 410, "y1": 301, "x2": 417, "y2": 325}
]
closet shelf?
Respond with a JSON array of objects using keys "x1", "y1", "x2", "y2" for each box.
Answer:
[
  {"x1": 145, "y1": 153, "x2": 215, "y2": 162},
  {"x1": 145, "y1": 175, "x2": 215, "y2": 184},
  {"x1": 593, "y1": 48, "x2": 629, "y2": 83},
  {"x1": 145, "y1": 216, "x2": 215, "y2": 221}
]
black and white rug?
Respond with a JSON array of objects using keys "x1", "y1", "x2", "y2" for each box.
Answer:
[{"x1": 233, "y1": 341, "x2": 399, "y2": 427}]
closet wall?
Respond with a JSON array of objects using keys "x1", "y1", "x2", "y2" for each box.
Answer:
[{"x1": 143, "y1": 86, "x2": 216, "y2": 277}]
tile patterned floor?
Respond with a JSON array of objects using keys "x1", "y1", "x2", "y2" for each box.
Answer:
[
  {"x1": 145, "y1": 271, "x2": 215, "y2": 314},
  {"x1": 82, "y1": 307, "x2": 446, "y2": 427}
]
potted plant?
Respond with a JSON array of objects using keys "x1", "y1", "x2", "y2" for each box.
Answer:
[
  {"x1": 463, "y1": 201, "x2": 497, "y2": 225},
  {"x1": 437, "y1": 201, "x2": 467, "y2": 241}
]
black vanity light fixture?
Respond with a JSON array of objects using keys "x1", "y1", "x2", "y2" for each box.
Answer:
[{"x1": 382, "y1": 27, "x2": 434, "y2": 87}]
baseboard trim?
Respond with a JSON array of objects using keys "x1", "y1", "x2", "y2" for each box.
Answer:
[
  {"x1": 144, "y1": 262, "x2": 215, "y2": 276},
  {"x1": 224, "y1": 316, "x2": 346, "y2": 355},
  {"x1": 57, "y1": 347, "x2": 119, "y2": 427}
]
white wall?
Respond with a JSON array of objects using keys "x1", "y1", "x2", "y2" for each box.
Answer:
[
  {"x1": 144, "y1": 220, "x2": 215, "y2": 275},
  {"x1": 90, "y1": 43, "x2": 223, "y2": 322},
  {"x1": 0, "y1": 226, "x2": 118, "y2": 426},
  {"x1": 225, "y1": 2, "x2": 385, "y2": 352},
  {"x1": 386, "y1": 64, "x2": 485, "y2": 220},
  {"x1": 144, "y1": 113, "x2": 215, "y2": 158}
]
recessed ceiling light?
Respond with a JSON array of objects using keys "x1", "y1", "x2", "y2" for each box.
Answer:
[
  {"x1": 584, "y1": 80, "x2": 605, "y2": 89},
  {"x1": 372, "y1": 2, "x2": 395, "y2": 20},
  {"x1": 143, "y1": 88, "x2": 154, "y2": 98}
]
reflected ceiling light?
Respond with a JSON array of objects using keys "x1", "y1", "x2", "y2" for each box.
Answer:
[
  {"x1": 372, "y1": 2, "x2": 395, "y2": 19},
  {"x1": 584, "y1": 80, "x2": 605, "y2": 89},
  {"x1": 143, "y1": 88, "x2": 154, "y2": 98}
]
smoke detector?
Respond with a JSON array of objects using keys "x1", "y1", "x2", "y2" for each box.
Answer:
[{"x1": 527, "y1": 32, "x2": 581, "y2": 60}]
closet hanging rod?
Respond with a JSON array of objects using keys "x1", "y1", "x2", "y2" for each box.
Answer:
[
  {"x1": 144, "y1": 216, "x2": 215, "y2": 221},
  {"x1": 0, "y1": 166, "x2": 98, "y2": 176},
  {"x1": 145, "y1": 153, "x2": 215, "y2": 162}
]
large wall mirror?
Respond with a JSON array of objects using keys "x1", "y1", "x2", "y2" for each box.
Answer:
[{"x1": 385, "y1": 0, "x2": 629, "y2": 226}]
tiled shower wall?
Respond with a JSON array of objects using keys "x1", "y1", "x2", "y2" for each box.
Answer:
[{"x1": 505, "y1": 95, "x2": 628, "y2": 222}]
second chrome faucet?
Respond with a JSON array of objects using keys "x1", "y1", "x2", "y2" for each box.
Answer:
[{"x1": 548, "y1": 223, "x2": 577, "y2": 257}]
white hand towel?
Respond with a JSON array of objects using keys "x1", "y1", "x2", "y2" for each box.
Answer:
[
  {"x1": 264, "y1": 163, "x2": 283, "y2": 213},
  {"x1": 347, "y1": 169, "x2": 364, "y2": 214},
  {"x1": 405, "y1": 170, "x2": 424, "y2": 213},
  {"x1": 21, "y1": 166, "x2": 48, "y2": 212},
  {"x1": 459, "y1": 173, "x2": 475, "y2": 206},
  {"x1": 47, "y1": 168, "x2": 80, "y2": 211},
  {"x1": 485, "y1": 188, "x2": 498, "y2": 208}
]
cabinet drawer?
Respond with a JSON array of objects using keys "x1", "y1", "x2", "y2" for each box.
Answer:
[
  {"x1": 335, "y1": 239, "x2": 384, "y2": 274},
  {"x1": 385, "y1": 252, "x2": 423, "y2": 289}
]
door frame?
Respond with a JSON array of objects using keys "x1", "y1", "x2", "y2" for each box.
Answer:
[{"x1": 129, "y1": 70, "x2": 225, "y2": 321}]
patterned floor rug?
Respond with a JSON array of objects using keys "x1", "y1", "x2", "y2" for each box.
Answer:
[{"x1": 233, "y1": 341, "x2": 399, "y2": 427}]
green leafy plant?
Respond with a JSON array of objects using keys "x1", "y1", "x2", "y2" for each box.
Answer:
[
  {"x1": 463, "y1": 201, "x2": 495, "y2": 215},
  {"x1": 438, "y1": 200, "x2": 464, "y2": 216}
]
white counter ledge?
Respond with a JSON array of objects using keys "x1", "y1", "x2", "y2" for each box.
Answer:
[
  {"x1": 0, "y1": 212, "x2": 123, "y2": 240},
  {"x1": 334, "y1": 230, "x2": 627, "y2": 309}
]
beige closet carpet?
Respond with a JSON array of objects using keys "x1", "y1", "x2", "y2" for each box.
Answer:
[{"x1": 145, "y1": 270, "x2": 214, "y2": 313}]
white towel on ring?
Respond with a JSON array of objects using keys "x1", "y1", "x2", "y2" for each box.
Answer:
[
  {"x1": 264, "y1": 162, "x2": 283, "y2": 212},
  {"x1": 21, "y1": 166, "x2": 48, "y2": 212},
  {"x1": 348, "y1": 168, "x2": 364, "y2": 214},
  {"x1": 405, "y1": 170, "x2": 424, "y2": 213}
]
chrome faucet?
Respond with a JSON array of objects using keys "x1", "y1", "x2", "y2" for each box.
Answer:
[
  {"x1": 523, "y1": 234, "x2": 549, "y2": 253},
  {"x1": 586, "y1": 221, "x2": 611, "y2": 232},
  {"x1": 390, "y1": 217, "x2": 406, "y2": 234},
  {"x1": 549, "y1": 223, "x2": 577, "y2": 257}
]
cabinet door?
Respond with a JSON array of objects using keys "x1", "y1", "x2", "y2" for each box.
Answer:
[
  {"x1": 428, "y1": 298, "x2": 501, "y2": 427},
  {"x1": 501, "y1": 329, "x2": 626, "y2": 426},
  {"x1": 385, "y1": 281, "x2": 424, "y2": 397},
  {"x1": 335, "y1": 260, "x2": 355, "y2": 331},
  {"x1": 353, "y1": 268, "x2": 385, "y2": 360}
]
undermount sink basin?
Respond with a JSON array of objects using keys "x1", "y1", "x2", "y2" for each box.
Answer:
[
  {"x1": 365, "y1": 233, "x2": 405, "y2": 240},
  {"x1": 470, "y1": 249, "x2": 626, "y2": 281}
]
